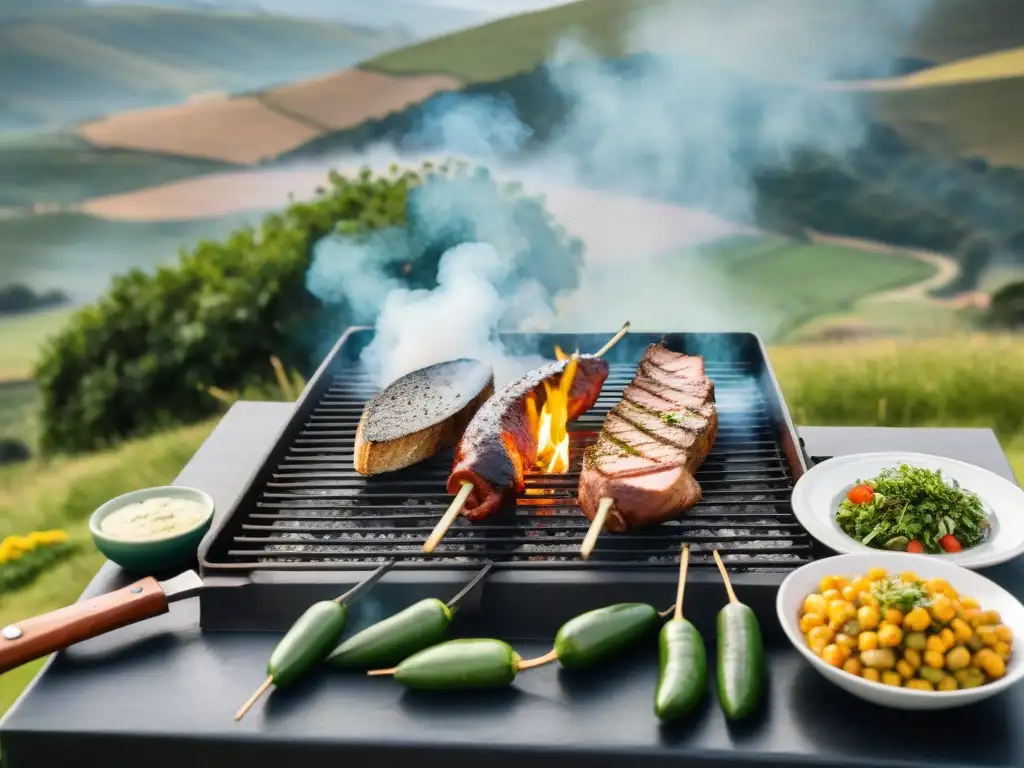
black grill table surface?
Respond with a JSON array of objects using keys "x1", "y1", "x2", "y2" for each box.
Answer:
[{"x1": 3, "y1": 404, "x2": 1024, "y2": 768}]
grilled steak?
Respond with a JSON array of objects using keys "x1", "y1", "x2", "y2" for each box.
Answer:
[
  {"x1": 578, "y1": 343, "x2": 717, "y2": 532},
  {"x1": 448, "y1": 355, "x2": 609, "y2": 521},
  {"x1": 354, "y1": 359, "x2": 495, "y2": 475}
]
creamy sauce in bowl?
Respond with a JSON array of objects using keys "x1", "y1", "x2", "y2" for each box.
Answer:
[{"x1": 100, "y1": 496, "x2": 210, "y2": 542}]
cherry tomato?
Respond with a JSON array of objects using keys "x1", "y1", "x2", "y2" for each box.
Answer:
[
  {"x1": 939, "y1": 535, "x2": 962, "y2": 553},
  {"x1": 846, "y1": 484, "x2": 874, "y2": 505},
  {"x1": 906, "y1": 540, "x2": 923, "y2": 554}
]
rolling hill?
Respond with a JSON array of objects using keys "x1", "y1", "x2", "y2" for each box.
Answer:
[{"x1": 0, "y1": 4, "x2": 411, "y2": 131}]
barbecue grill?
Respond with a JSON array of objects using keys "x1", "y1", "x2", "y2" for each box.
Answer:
[{"x1": 198, "y1": 328, "x2": 817, "y2": 635}]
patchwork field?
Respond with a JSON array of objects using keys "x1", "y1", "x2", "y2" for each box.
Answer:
[{"x1": 2, "y1": 332, "x2": 1023, "y2": 716}]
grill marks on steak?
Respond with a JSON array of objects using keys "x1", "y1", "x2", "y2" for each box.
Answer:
[{"x1": 579, "y1": 343, "x2": 718, "y2": 532}]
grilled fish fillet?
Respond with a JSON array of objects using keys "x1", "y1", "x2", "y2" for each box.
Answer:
[{"x1": 354, "y1": 359, "x2": 494, "y2": 475}]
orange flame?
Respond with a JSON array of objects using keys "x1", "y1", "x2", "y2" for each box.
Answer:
[{"x1": 533, "y1": 354, "x2": 577, "y2": 474}]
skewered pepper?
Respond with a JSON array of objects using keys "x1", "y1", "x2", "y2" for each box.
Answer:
[
  {"x1": 327, "y1": 598, "x2": 452, "y2": 669},
  {"x1": 554, "y1": 603, "x2": 660, "y2": 669},
  {"x1": 269, "y1": 601, "x2": 349, "y2": 686},
  {"x1": 654, "y1": 545, "x2": 706, "y2": 722},
  {"x1": 713, "y1": 550, "x2": 764, "y2": 721}
]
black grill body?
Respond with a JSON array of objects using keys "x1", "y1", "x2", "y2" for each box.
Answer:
[{"x1": 198, "y1": 328, "x2": 815, "y2": 634}]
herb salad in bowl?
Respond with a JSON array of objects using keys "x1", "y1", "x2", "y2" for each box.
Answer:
[
  {"x1": 836, "y1": 464, "x2": 990, "y2": 555},
  {"x1": 791, "y1": 452, "x2": 1024, "y2": 569}
]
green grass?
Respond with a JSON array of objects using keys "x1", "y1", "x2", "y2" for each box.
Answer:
[
  {"x1": 0, "y1": 211, "x2": 258, "y2": 301},
  {"x1": 0, "y1": 309, "x2": 74, "y2": 383},
  {"x1": 558, "y1": 235, "x2": 937, "y2": 341},
  {"x1": 0, "y1": 5, "x2": 408, "y2": 132},
  {"x1": 0, "y1": 333, "x2": 1023, "y2": 716},
  {"x1": 0, "y1": 132, "x2": 236, "y2": 208},
  {"x1": 364, "y1": 0, "x2": 1024, "y2": 84},
  {"x1": 0, "y1": 380, "x2": 39, "y2": 449}
]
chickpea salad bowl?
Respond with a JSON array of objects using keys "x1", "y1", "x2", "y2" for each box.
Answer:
[
  {"x1": 777, "y1": 553, "x2": 1024, "y2": 710},
  {"x1": 791, "y1": 452, "x2": 1024, "y2": 569}
]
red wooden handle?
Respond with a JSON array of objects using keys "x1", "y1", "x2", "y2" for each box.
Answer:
[{"x1": 0, "y1": 577, "x2": 169, "y2": 675}]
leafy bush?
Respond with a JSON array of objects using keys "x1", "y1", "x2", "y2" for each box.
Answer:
[
  {"x1": 35, "y1": 161, "x2": 583, "y2": 453},
  {"x1": 986, "y1": 281, "x2": 1024, "y2": 330}
]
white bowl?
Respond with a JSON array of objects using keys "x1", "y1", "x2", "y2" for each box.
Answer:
[
  {"x1": 777, "y1": 552, "x2": 1024, "y2": 710},
  {"x1": 791, "y1": 452, "x2": 1024, "y2": 569}
]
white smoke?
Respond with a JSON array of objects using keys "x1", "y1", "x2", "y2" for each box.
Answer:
[{"x1": 360, "y1": 242, "x2": 551, "y2": 386}]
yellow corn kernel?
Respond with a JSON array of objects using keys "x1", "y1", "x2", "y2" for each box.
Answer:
[
  {"x1": 924, "y1": 650, "x2": 945, "y2": 669},
  {"x1": 898, "y1": 571, "x2": 918, "y2": 584},
  {"x1": 937, "y1": 675, "x2": 958, "y2": 691},
  {"x1": 866, "y1": 567, "x2": 887, "y2": 581},
  {"x1": 903, "y1": 648, "x2": 922, "y2": 669},
  {"x1": 905, "y1": 679, "x2": 934, "y2": 692},
  {"x1": 959, "y1": 596, "x2": 980, "y2": 610},
  {"x1": 994, "y1": 641, "x2": 1012, "y2": 661},
  {"x1": 945, "y1": 646, "x2": 971, "y2": 671},
  {"x1": 975, "y1": 649, "x2": 1007, "y2": 679},
  {"x1": 799, "y1": 613, "x2": 825, "y2": 633},
  {"x1": 835, "y1": 633, "x2": 857, "y2": 651},
  {"x1": 995, "y1": 625, "x2": 1014, "y2": 644},
  {"x1": 884, "y1": 608, "x2": 904, "y2": 625},
  {"x1": 964, "y1": 608, "x2": 988, "y2": 628},
  {"x1": 939, "y1": 628, "x2": 956, "y2": 651},
  {"x1": 818, "y1": 576, "x2": 844, "y2": 593},
  {"x1": 925, "y1": 635, "x2": 946, "y2": 654},
  {"x1": 950, "y1": 618, "x2": 973, "y2": 643},
  {"x1": 850, "y1": 577, "x2": 871, "y2": 594},
  {"x1": 977, "y1": 626, "x2": 999, "y2": 647},
  {"x1": 862, "y1": 667, "x2": 881, "y2": 683},
  {"x1": 895, "y1": 659, "x2": 914, "y2": 679},
  {"x1": 877, "y1": 624, "x2": 903, "y2": 648},
  {"x1": 807, "y1": 625, "x2": 833, "y2": 653},
  {"x1": 822, "y1": 644, "x2": 845, "y2": 667},
  {"x1": 858, "y1": 631, "x2": 879, "y2": 652},
  {"x1": 858, "y1": 593, "x2": 879, "y2": 608},
  {"x1": 828, "y1": 600, "x2": 856, "y2": 625},
  {"x1": 842, "y1": 657, "x2": 863, "y2": 676},
  {"x1": 802, "y1": 594, "x2": 828, "y2": 617},
  {"x1": 857, "y1": 604, "x2": 880, "y2": 631},
  {"x1": 902, "y1": 607, "x2": 931, "y2": 632},
  {"x1": 841, "y1": 585, "x2": 860, "y2": 602},
  {"x1": 925, "y1": 578, "x2": 951, "y2": 596},
  {"x1": 821, "y1": 589, "x2": 842, "y2": 603},
  {"x1": 881, "y1": 671, "x2": 902, "y2": 687},
  {"x1": 930, "y1": 594, "x2": 956, "y2": 624},
  {"x1": 984, "y1": 610, "x2": 1003, "y2": 625}
]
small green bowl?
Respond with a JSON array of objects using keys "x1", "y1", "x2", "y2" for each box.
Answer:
[{"x1": 89, "y1": 485, "x2": 215, "y2": 574}]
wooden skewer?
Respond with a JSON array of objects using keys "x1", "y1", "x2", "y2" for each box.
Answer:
[
  {"x1": 594, "y1": 321, "x2": 630, "y2": 358},
  {"x1": 423, "y1": 324, "x2": 631, "y2": 554},
  {"x1": 580, "y1": 497, "x2": 613, "y2": 560},
  {"x1": 712, "y1": 549, "x2": 739, "y2": 605},
  {"x1": 234, "y1": 677, "x2": 272, "y2": 721},
  {"x1": 674, "y1": 544, "x2": 690, "y2": 621},
  {"x1": 422, "y1": 481, "x2": 474, "y2": 554}
]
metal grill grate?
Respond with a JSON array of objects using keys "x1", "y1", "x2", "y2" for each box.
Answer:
[{"x1": 214, "y1": 353, "x2": 815, "y2": 572}]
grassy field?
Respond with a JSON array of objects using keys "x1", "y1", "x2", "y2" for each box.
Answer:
[
  {"x1": 364, "y1": 0, "x2": 1024, "y2": 84},
  {"x1": 0, "y1": 309, "x2": 74, "y2": 384},
  {"x1": 0, "y1": 334, "x2": 1021, "y2": 716},
  {"x1": 0, "y1": 132, "x2": 236, "y2": 209},
  {"x1": 0, "y1": 5, "x2": 407, "y2": 133},
  {"x1": 559, "y1": 235, "x2": 938, "y2": 340},
  {"x1": 0, "y1": 211, "x2": 258, "y2": 301}
]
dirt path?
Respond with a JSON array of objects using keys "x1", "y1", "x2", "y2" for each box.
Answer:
[{"x1": 807, "y1": 230, "x2": 963, "y2": 303}]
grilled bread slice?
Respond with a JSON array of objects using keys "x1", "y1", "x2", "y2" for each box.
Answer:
[{"x1": 354, "y1": 359, "x2": 494, "y2": 475}]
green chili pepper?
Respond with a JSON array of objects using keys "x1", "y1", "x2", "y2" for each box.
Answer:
[
  {"x1": 373, "y1": 638, "x2": 523, "y2": 690},
  {"x1": 554, "y1": 602, "x2": 660, "y2": 669},
  {"x1": 269, "y1": 600, "x2": 349, "y2": 687},
  {"x1": 326, "y1": 598, "x2": 452, "y2": 669},
  {"x1": 654, "y1": 546, "x2": 706, "y2": 722},
  {"x1": 713, "y1": 551, "x2": 764, "y2": 721}
]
